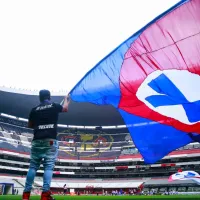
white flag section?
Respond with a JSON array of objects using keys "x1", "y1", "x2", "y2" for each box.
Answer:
[{"x1": 169, "y1": 171, "x2": 200, "y2": 184}]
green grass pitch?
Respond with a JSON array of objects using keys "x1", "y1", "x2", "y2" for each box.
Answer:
[{"x1": 1, "y1": 195, "x2": 200, "y2": 200}]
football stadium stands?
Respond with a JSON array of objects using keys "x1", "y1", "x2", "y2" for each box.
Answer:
[{"x1": 1, "y1": 115, "x2": 200, "y2": 195}]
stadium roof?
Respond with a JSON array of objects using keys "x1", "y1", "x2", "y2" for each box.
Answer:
[{"x1": 0, "y1": 87, "x2": 125, "y2": 126}]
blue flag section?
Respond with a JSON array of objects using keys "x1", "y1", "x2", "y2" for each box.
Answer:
[{"x1": 70, "y1": 0, "x2": 200, "y2": 164}]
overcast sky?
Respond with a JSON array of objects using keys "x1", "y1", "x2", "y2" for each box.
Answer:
[{"x1": 0, "y1": 0, "x2": 179, "y2": 93}]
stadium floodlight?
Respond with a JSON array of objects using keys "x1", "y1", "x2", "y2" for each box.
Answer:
[
  {"x1": 102, "y1": 126, "x2": 116, "y2": 129},
  {"x1": 68, "y1": 125, "x2": 84, "y2": 128},
  {"x1": 57, "y1": 124, "x2": 68, "y2": 128},
  {"x1": 116, "y1": 125, "x2": 126, "y2": 128},
  {"x1": 84, "y1": 126, "x2": 96, "y2": 129},
  {"x1": 1, "y1": 113, "x2": 17, "y2": 119},
  {"x1": 18, "y1": 117, "x2": 28, "y2": 122}
]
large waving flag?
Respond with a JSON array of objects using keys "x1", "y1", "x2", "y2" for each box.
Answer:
[
  {"x1": 70, "y1": 0, "x2": 200, "y2": 164},
  {"x1": 169, "y1": 171, "x2": 200, "y2": 184}
]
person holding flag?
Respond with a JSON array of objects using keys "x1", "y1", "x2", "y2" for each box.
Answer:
[{"x1": 22, "y1": 90, "x2": 70, "y2": 200}]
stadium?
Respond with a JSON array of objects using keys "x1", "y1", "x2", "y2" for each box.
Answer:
[
  {"x1": 0, "y1": 87, "x2": 200, "y2": 200},
  {"x1": 1, "y1": 0, "x2": 200, "y2": 199}
]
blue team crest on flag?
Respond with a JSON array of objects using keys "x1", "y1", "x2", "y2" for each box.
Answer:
[
  {"x1": 136, "y1": 70, "x2": 200, "y2": 127},
  {"x1": 70, "y1": 0, "x2": 200, "y2": 164}
]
